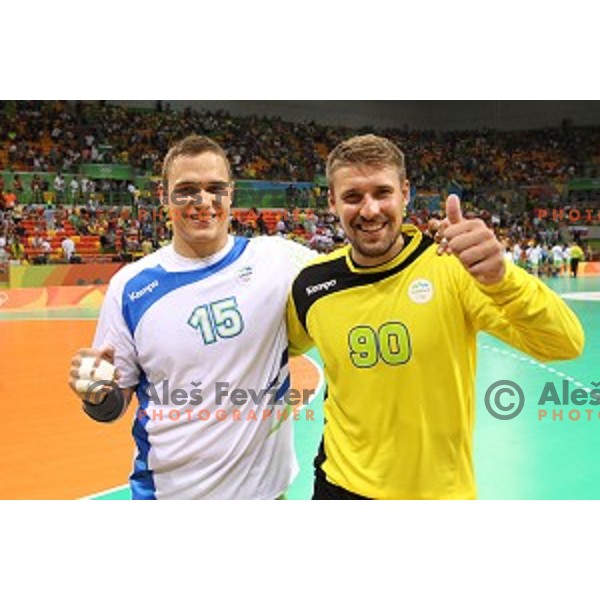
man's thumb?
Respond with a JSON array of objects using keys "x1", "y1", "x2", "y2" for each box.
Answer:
[
  {"x1": 446, "y1": 194, "x2": 463, "y2": 225},
  {"x1": 99, "y1": 345, "x2": 115, "y2": 363}
]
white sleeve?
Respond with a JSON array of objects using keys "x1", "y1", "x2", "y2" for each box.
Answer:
[{"x1": 93, "y1": 276, "x2": 141, "y2": 389}]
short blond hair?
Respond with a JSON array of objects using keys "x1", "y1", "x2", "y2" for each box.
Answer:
[
  {"x1": 326, "y1": 134, "x2": 406, "y2": 188},
  {"x1": 161, "y1": 134, "x2": 233, "y2": 184}
]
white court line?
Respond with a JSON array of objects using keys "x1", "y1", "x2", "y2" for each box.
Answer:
[
  {"x1": 299, "y1": 352, "x2": 326, "y2": 410},
  {"x1": 479, "y1": 342, "x2": 590, "y2": 391},
  {"x1": 80, "y1": 483, "x2": 129, "y2": 500}
]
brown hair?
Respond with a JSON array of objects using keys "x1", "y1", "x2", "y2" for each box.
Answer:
[
  {"x1": 326, "y1": 134, "x2": 406, "y2": 188},
  {"x1": 161, "y1": 134, "x2": 233, "y2": 184}
]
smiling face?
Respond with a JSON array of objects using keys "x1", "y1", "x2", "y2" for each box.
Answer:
[
  {"x1": 165, "y1": 151, "x2": 233, "y2": 258},
  {"x1": 328, "y1": 163, "x2": 410, "y2": 266}
]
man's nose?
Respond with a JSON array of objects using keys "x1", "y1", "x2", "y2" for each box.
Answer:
[
  {"x1": 178, "y1": 192, "x2": 211, "y2": 220},
  {"x1": 360, "y1": 195, "x2": 380, "y2": 219},
  {"x1": 191, "y1": 190, "x2": 213, "y2": 207}
]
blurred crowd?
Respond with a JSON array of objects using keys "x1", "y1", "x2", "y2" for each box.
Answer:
[
  {"x1": 1, "y1": 198, "x2": 595, "y2": 270},
  {"x1": 1, "y1": 100, "x2": 599, "y2": 268},
  {"x1": 2, "y1": 100, "x2": 600, "y2": 187}
]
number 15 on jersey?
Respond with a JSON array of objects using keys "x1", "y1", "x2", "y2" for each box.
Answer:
[{"x1": 188, "y1": 297, "x2": 245, "y2": 345}]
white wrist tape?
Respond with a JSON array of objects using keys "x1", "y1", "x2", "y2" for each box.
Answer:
[
  {"x1": 76, "y1": 358, "x2": 117, "y2": 398},
  {"x1": 79, "y1": 357, "x2": 96, "y2": 379},
  {"x1": 75, "y1": 378, "x2": 93, "y2": 394},
  {"x1": 94, "y1": 359, "x2": 116, "y2": 382}
]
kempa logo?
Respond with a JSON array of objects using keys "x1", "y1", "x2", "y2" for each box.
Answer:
[
  {"x1": 306, "y1": 279, "x2": 337, "y2": 296},
  {"x1": 129, "y1": 280, "x2": 159, "y2": 302}
]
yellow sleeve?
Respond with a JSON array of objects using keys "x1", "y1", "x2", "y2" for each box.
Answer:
[
  {"x1": 458, "y1": 260, "x2": 585, "y2": 361},
  {"x1": 286, "y1": 290, "x2": 314, "y2": 357}
]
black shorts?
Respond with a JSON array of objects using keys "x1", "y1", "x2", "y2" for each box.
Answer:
[{"x1": 313, "y1": 466, "x2": 371, "y2": 500}]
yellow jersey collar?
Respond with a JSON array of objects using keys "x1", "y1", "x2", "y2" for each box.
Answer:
[{"x1": 344, "y1": 224, "x2": 424, "y2": 274}]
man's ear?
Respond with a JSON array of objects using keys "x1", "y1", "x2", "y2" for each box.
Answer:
[
  {"x1": 327, "y1": 188, "x2": 337, "y2": 215},
  {"x1": 229, "y1": 181, "x2": 235, "y2": 207},
  {"x1": 402, "y1": 178, "x2": 410, "y2": 211},
  {"x1": 159, "y1": 181, "x2": 168, "y2": 206}
]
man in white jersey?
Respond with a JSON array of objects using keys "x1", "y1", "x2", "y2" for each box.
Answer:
[
  {"x1": 550, "y1": 243, "x2": 565, "y2": 277},
  {"x1": 527, "y1": 242, "x2": 542, "y2": 277},
  {"x1": 68, "y1": 135, "x2": 315, "y2": 499}
]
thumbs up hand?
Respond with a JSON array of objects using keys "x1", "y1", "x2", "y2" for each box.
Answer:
[
  {"x1": 445, "y1": 194, "x2": 463, "y2": 226},
  {"x1": 437, "y1": 195, "x2": 505, "y2": 285}
]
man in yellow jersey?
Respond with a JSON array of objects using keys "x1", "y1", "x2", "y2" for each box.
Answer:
[
  {"x1": 569, "y1": 241, "x2": 585, "y2": 278},
  {"x1": 286, "y1": 134, "x2": 584, "y2": 500}
]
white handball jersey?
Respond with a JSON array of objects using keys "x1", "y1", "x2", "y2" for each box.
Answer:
[
  {"x1": 527, "y1": 246, "x2": 542, "y2": 265},
  {"x1": 551, "y1": 245, "x2": 565, "y2": 263},
  {"x1": 93, "y1": 235, "x2": 316, "y2": 499}
]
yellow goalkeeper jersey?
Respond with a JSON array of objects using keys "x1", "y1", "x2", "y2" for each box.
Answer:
[{"x1": 287, "y1": 225, "x2": 584, "y2": 499}]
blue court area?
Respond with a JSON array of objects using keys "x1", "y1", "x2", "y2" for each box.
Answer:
[{"x1": 91, "y1": 277, "x2": 600, "y2": 500}]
